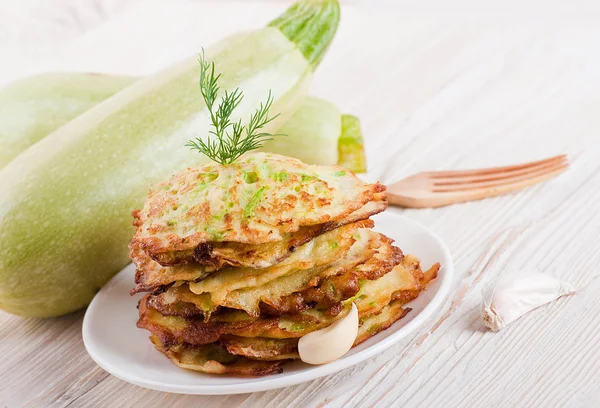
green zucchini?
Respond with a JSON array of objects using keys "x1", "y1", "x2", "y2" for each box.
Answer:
[
  {"x1": 0, "y1": 75, "x2": 364, "y2": 170},
  {"x1": 263, "y1": 96, "x2": 341, "y2": 165},
  {"x1": 0, "y1": 73, "x2": 137, "y2": 168},
  {"x1": 0, "y1": 0, "x2": 340, "y2": 318},
  {"x1": 338, "y1": 115, "x2": 367, "y2": 173}
]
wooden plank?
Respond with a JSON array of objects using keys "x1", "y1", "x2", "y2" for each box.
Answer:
[{"x1": 1, "y1": 2, "x2": 599, "y2": 407}]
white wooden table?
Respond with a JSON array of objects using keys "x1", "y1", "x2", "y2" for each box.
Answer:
[{"x1": 1, "y1": 1, "x2": 599, "y2": 407}]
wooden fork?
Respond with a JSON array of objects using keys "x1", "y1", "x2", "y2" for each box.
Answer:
[{"x1": 387, "y1": 155, "x2": 569, "y2": 208}]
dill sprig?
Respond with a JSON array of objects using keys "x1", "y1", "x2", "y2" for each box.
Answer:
[{"x1": 186, "y1": 50, "x2": 280, "y2": 165}]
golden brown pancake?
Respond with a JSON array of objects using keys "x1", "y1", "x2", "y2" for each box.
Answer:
[
  {"x1": 148, "y1": 230, "x2": 401, "y2": 318},
  {"x1": 131, "y1": 217, "x2": 377, "y2": 294},
  {"x1": 131, "y1": 153, "x2": 385, "y2": 262},
  {"x1": 137, "y1": 256, "x2": 439, "y2": 349},
  {"x1": 149, "y1": 336, "x2": 288, "y2": 376}
]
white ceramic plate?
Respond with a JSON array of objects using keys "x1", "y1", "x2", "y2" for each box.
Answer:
[{"x1": 82, "y1": 209, "x2": 453, "y2": 395}]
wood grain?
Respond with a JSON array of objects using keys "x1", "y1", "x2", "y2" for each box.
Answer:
[{"x1": 1, "y1": 1, "x2": 599, "y2": 407}]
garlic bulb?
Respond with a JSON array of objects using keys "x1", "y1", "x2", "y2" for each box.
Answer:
[{"x1": 482, "y1": 273, "x2": 576, "y2": 331}]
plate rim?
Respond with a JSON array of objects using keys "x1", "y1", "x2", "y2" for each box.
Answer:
[{"x1": 82, "y1": 211, "x2": 454, "y2": 395}]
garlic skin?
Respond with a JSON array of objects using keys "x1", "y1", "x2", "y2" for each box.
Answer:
[
  {"x1": 482, "y1": 273, "x2": 576, "y2": 331},
  {"x1": 298, "y1": 303, "x2": 358, "y2": 365}
]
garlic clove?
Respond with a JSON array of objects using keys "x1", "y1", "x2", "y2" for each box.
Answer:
[
  {"x1": 298, "y1": 303, "x2": 359, "y2": 365},
  {"x1": 482, "y1": 272, "x2": 576, "y2": 331}
]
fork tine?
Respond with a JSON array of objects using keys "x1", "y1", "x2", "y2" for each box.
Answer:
[
  {"x1": 433, "y1": 161, "x2": 568, "y2": 193},
  {"x1": 429, "y1": 154, "x2": 567, "y2": 179},
  {"x1": 433, "y1": 155, "x2": 568, "y2": 186}
]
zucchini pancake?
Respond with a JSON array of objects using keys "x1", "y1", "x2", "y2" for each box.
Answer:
[{"x1": 131, "y1": 153, "x2": 439, "y2": 376}]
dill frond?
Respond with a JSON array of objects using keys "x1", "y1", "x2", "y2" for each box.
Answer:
[{"x1": 186, "y1": 49, "x2": 281, "y2": 165}]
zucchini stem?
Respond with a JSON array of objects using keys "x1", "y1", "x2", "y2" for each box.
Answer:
[{"x1": 269, "y1": 0, "x2": 341, "y2": 68}]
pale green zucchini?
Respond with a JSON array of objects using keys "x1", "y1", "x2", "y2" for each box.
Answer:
[
  {"x1": 262, "y1": 96, "x2": 341, "y2": 165},
  {"x1": 0, "y1": 76, "x2": 359, "y2": 170},
  {"x1": 0, "y1": 0, "x2": 341, "y2": 317},
  {"x1": 338, "y1": 115, "x2": 367, "y2": 173},
  {"x1": 0, "y1": 73, "x2": 138, "y2": 168}
]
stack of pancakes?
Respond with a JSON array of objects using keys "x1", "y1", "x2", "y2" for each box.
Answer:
[{"x1": 131, "y1": 153, "x2": 439, "y2": 375}]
